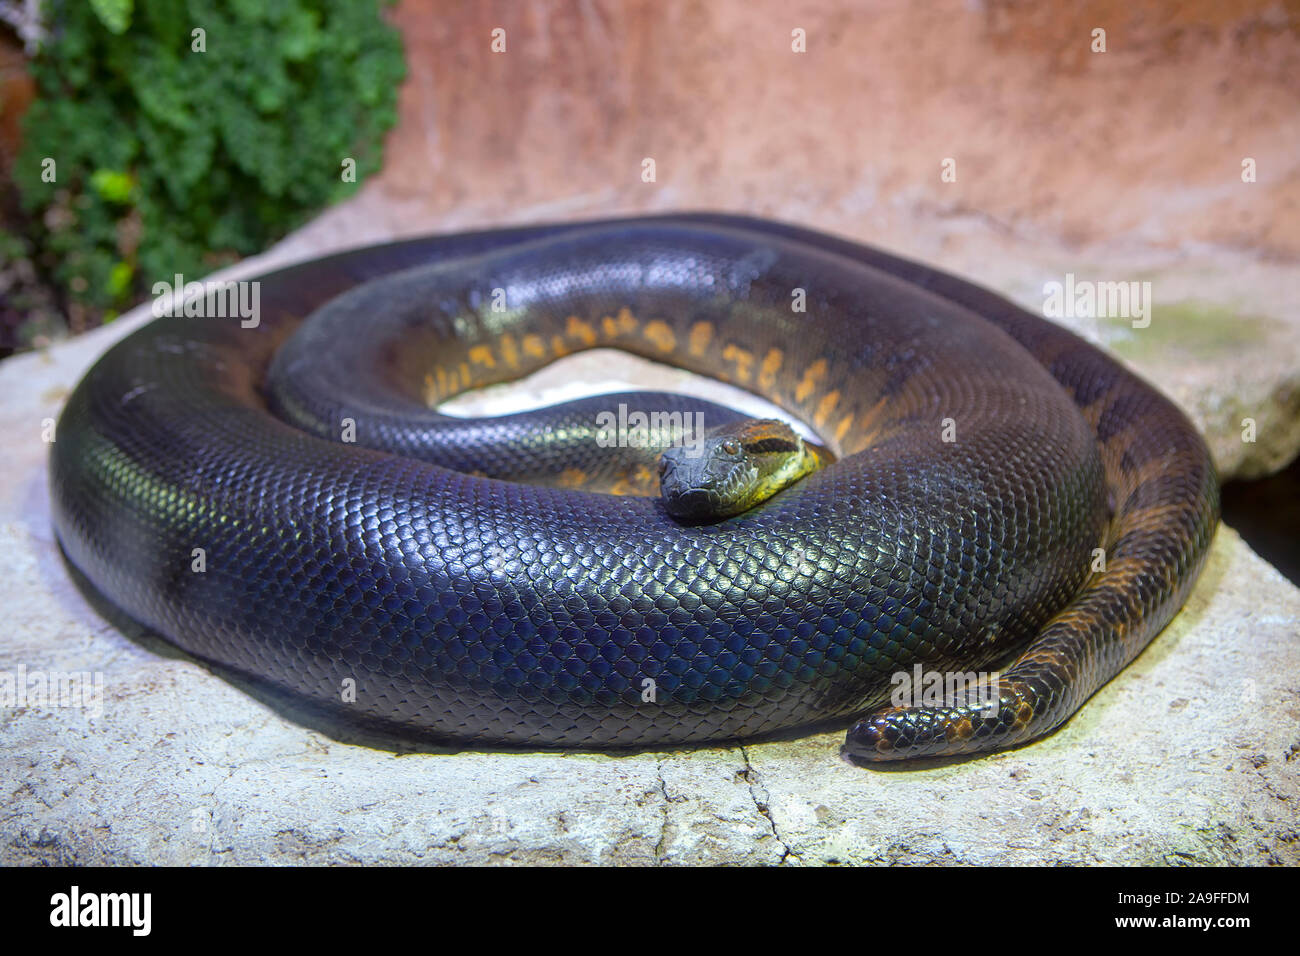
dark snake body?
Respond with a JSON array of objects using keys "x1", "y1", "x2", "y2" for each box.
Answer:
[{"x1": 49, "y1": 215, "x2": 1219, "y2": 760}]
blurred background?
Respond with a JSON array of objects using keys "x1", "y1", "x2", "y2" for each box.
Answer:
[{"x1": 2, "y1": 0, "x2": 1297, "y2": 577}]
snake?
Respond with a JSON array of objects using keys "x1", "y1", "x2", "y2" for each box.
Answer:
[{"x1": 49, "y1": 213, "x2": 1219, "y2": 761}]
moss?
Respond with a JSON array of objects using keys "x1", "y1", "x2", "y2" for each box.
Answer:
[{"x1": 1103, "y1": 301, "x2": 1280, "y2": 360}]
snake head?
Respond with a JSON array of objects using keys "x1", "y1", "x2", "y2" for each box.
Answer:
[{"x1": 658, "y1": 418, "x2": 828, "y2": 521}]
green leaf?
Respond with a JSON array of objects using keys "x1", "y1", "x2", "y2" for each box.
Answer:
[
  {"x1": 280, "y1": 6, "x2": 321, "y2": 62},
  {"x1": 90, "y1": 169, "x2": 135, "y2": 204},
  {"x1": 89, "y1": 0, "x2": 134, "y2": 34},
  {"x1": 107, "y1": 260, "x2": 135, "y2": 299}
]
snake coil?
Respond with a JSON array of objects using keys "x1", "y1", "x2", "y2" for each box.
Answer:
[{"x1": 50, "y1": 214, "x2": 1218, "y2": 760}]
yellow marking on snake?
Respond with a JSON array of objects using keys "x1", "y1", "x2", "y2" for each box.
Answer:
[
  {"x1": 500, "y1": 333, "x2": 519, "y2": 369},
  {"x1": 551, "y1": 335, "x2": 570, "y2": 358},
  {"x1": 795, "y1": 359, "x2": 828, "y2": 403},
  {"x1": 814, "y1": 390, "x2": 840, "y2": 428},
  {"x1": 1010, "y1": 699, "x2": 1034, "y2": 729},
  {"x1": 688, "y1": 321, "x2": 714, "y2": 357},
  {"x1": 610, "y1": 464, "x2": 660, "y2": 498},
  {"x1": 722, "y1": 344, "x2": 755, "y2": 384},
  {"x1": 557, "y1": 468, "x2": 588, "y2": 488},
  {"x1": 602, "y1": 307, "x2": 638, "y2": 338},
  {"x1": 1122, "y1": 503, "x2": 1195, "y2": 528},
  {"x1": 522, "y1": 334, "x2": 547, "y2": 359},
  {"x1": 834, "y1": 413, "x2": 855, "y2": 445},
  {"x1": 469, "y1": 345, "x2": 495, "y2": 369},
  {"x1": 1078, "y1": 381, "x2": 1126, "y2": 430},
  {"x1": 566, "y1": 315, "x2": 598, "y2": 346},
  {"x1": 859, "y1": 395, "x2": 891, "y2": 428},
  {"x1": 642, "y1": 320, "x2": 676, "y2": 353},
  {"x1": 758, "y1": 348, "x2": 783, "y2": 391},
  {"x1": 1118, "y1": 456, "x2": 1189, "y2": 499}
]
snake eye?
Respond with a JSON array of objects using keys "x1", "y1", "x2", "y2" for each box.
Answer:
[{"x1": 721, "y1": 439, "x2": 741, "y2": 457}]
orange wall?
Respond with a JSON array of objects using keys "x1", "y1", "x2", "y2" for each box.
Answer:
[{"x1": 371, "y1": 0, "x2": 1298, "y2": 257}]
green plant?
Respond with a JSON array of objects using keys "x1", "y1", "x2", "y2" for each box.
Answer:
[{"x1": 14, "y1": 0, "x2": 404, "y2": 327}]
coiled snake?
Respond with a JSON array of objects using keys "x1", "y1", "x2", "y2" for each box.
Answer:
[{"x1": 49, "y1": 214, "x2": 1219, "y2": 760}]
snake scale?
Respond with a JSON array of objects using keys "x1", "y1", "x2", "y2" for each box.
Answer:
[{"x1": 49, "y1": 214, "x2": 1219, "y2": 760}]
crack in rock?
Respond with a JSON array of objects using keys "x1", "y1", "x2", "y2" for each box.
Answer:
[
  {"x1": 654, "y1": 759, "x2": 673, "y2": 863},
  {"x1": 738, "y1": 745, "x2": 795, "y2": 864}
]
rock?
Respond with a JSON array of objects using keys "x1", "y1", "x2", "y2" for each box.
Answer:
[
  {"x1": 1, "y1": 237, "x2": 1297, "y2": 863},
  {"x1": 985, "y1": 249, "x2": 1300, "y2": 481}
]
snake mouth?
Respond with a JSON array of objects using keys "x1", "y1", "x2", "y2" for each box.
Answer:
[
  {"x1": 658, "y1": 418, "x2": 824, "y2": 521},
  {"x1": 662, "y1": 488, "x2": 725, "y2": 520},
  {"x1": 660, "y1": 478, "x2": 732, "y2": 520}
]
